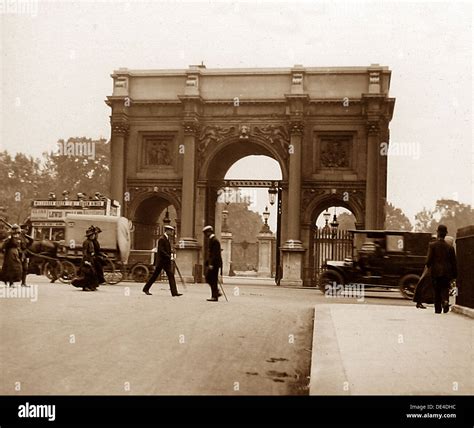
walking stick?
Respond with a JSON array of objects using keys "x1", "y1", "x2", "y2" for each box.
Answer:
[
  {"x1": 218, "y1": 269, "x2": 228, "y2": 302},
  {"x1": 172, "y1": 259, "x2": 187, "y2": 291}
]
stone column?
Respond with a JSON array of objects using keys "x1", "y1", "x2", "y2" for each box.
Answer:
[
  {"x1": 221, "y1": 231, "x2": 233, "y2": 276},
  {"x1": 365, "y1": 122, "x2": 380, "y2": 229},
  {"x1": 110, "y1": 122, "x2": 128, "y2": 206},
  {"x1": 176, "y1": 121, "x2": 201, "y2": 282},
  {"x1": 257, "y1": 230, "x2": 275, "y2": 278},
  {"x1": 280, "y1": 121, "x2": 305, "y2": 286}
]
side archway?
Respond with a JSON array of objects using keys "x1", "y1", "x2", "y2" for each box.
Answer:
[{"x1": 128, "y1": 192, "x2": 180, "y2": 249}]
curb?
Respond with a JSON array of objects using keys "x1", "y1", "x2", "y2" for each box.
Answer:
[
  {"x1": 452, "y1": 304, "x2": 474, "y2": 319},
  {"x1": 309, "y1": 305, "x2": 350, "y2": 395}
]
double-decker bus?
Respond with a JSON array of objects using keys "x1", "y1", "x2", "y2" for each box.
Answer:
[{"x1": 28, "y1": 195, "x2": 121, "y2": 241}]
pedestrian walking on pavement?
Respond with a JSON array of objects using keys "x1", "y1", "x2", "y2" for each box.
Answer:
[
  {"x1": 425, "y1": 224, "x2": 457, "y2": 314},
  {"x1": 0, "y1": 224, "x2": 23, "y2": 286},
  {"x1": 142, "y1": 225, "x2": 182, "y2": 297},
  {"x1": 72, "y1": 226, "x2": 100, "y2": 291},
  {"x1": 202, "y1": 225, "x2": 223, "y2": 302},
  {"x1": 91, "y1": 226, "x2": 106, "y2": 285},
  {"x1": 19, "y1": 224, "x2": 33, "y2": 287}
]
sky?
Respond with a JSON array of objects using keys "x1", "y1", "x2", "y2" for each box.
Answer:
[{"x1": 1, "y1": 0, "x2": 473, "y2": 229}]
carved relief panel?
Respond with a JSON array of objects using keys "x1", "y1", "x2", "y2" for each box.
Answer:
[
  {"x1": 139, "y1": 133, "x2": 176, "y2": 172},
  {"x1": 313, "y1": 133, "x2": 355, "y2": 172}
]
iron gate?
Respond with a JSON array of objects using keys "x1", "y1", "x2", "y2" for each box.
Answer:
[{"x1": 308, "y1": 228, "x2": 353, "y2": 286}]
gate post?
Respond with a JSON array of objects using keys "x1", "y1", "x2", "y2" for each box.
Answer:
[
  {"x1": 221, "y1": 231, "x2": 233, "y2": 277},
  {"x1": 257, "y1": 230, "x2": 275, "y2": 278}
]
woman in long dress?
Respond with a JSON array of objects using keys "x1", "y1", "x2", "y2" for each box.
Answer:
[
  {"x1": 1, "y1": 225, "x2": 23, "y2": 286},
  {"x1": 71, "y1": 227, "x2": 99, "y2": 291}
]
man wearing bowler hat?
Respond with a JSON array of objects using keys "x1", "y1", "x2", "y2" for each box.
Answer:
[
  {"x1": 143, "y1": 225, "x2": 182, "y2": 297},
  {"x1": 425, "y1": 224, "x2": 457, "y2": 314},
  {"x1": 202, "y1": 225, "x2": 223, "y2": 302}
]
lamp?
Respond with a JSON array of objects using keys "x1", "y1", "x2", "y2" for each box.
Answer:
[
  {"x1": 223, "y1": 187, "x2": 232, "y2": 206},
  {"x1": 268, "y1": 187, "x2": 278, "y2": 206},
  {"x1": 261, "y1": 206, "x2": 271, "y2": 232},
  {"x1": 323, "y1": 209, "x2": 330, "y2": 226},
  {"x1": 330, "y1": 207, "x2": 339, "y2": 235},
  {"x1": 222, "y1": 207, "x2": 230, "y2": 232},
  {"x1": 163, "y1": 207, "x2": 171, "y2": 225}
]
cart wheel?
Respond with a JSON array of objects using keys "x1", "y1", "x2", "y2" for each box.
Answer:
[
  {"x1": 44, "y1": 260, "x2": 62, "y2": 283},
  {"x1": 59, "y1": 260, "x2": 77, "y2": 284},
  {"x1": 318, "y1": 270, "x2": 344, "y2": 295},
  {"x1": 399, "y1": 274, "x2": 420, "y2": 300},
  {"x1": 103, "y1": 259, "x2": 123, "y2": 285},
  {"x1": 131, "y1": 264, "x2": 150, "y2": 282}
]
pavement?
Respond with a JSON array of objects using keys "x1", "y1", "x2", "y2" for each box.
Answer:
[{"x1": 310, "y1": 303, "x2": 473, "y2": 395}]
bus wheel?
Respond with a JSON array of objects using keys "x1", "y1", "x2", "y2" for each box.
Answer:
[
  {"x1": 103, "y1": 259, "x2": 123, "y2": 285},
  {"x1": 131, "y1": 264, "x2": 150, "y2": 282},
  {"x1": 59, "y1": 261, "x2": 77, "y2": 284}
]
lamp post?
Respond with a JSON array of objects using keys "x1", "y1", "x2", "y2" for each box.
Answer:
[{"x1": 268, "y1": 182, "x2": 282, "y2": 285}]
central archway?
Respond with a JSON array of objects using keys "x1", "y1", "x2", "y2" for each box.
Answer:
[
  {"x1": 196, "y1": 135, "x2": 289, "y2": 280},
  {"x1": 200, "y1": 135, "x2": 289, "y2": 182}
]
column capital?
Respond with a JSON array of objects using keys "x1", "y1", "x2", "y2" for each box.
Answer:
[
  {"x1": 183, "y1": 121, "x2": 200, "y2": 136},
  {"x1": 289, "y1": 121, "x2": 305, "y2": 136},
  {"x1": 366, "y1": 121, "x2": 380, "y2": 135},
  {"x1": 111, "y1": 121, "x2": 129, "y2": 136}
]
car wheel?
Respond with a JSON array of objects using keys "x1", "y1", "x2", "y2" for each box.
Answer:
[
  {"x1": 399, "y1": 274, "x2": 420, "y2": 300},
  {"x1": 318, "y1": 270, "x2": 344, "y2": 295}
]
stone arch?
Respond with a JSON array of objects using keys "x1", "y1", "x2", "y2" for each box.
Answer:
[
  {"x1": 304, "y1": 193, "x2": 365, "y2": 229},
  {"x1": 128, "y1": 191, "x2": 180, "y2": 249},
  {"x1": 199, "y1": 135, "x2": 289, "y2": 182}
]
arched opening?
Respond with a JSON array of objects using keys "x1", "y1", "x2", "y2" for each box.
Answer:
[
  {"x1": 132, "y1": 195, "x2": 178, "y2": 250},
  {"x1": 306, "y1": 201, "x2": 360, "y2": 286},
  {"x1": 315, "y1": 206, "x2": 357, "y2": 231},
  {"x1": 202, "y1": 138, "x2": 284, "y2": 279}
]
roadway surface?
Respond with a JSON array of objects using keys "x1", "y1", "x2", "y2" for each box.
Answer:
[{"x1": 0, "y1": 275, "x2": 411, "y2": 395}]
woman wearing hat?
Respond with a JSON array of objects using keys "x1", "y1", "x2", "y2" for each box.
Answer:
[
  {"x1": 71, "y1": 226, "x2": 99, "y2": 291},
  {"x1": 1, "y1": 224, "x2": 24, "y2": 286}
]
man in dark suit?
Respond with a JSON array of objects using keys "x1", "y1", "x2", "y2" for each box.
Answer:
[
  {"x1": 425, "y1": 224, "x2": 457, "y2": 314},
  {"x1": 202, "y1": 225, "x2": 223, "y2": 302},
  {"x1": 143, "y1": 225, "x2": 182, "y2": 297}
]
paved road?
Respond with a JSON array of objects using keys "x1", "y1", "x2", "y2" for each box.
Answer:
[{"x1": 0, "y1": 276, "x2": 412, "y2": 395}]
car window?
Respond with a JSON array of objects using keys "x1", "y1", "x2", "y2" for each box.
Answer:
[{"x1": 386, "y1": 235, "x2": 404, "y2": 252}]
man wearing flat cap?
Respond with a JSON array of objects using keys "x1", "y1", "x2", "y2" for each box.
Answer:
[
  {"x1": 143, "y1": 225, "x2": 182, "y2": 297},
  {"x1": 202, "y1": 225, "x2": 223, "y2": 302},
  {"x1": 425, "y1": 224, "x2": 457, "y2": 314}
]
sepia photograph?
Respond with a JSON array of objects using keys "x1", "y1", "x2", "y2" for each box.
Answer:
[{"x1": 0, "y1": 0, "x2": 472, "y2": 425}]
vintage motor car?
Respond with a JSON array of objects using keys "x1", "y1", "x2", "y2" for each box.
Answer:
[{"x1": 318, "y1": 230, "x2": 434, "y2": 299}]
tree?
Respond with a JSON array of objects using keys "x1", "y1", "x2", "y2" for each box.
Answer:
[
  {"x1": 0, "y1": 151, "x2": 43, "y2": 224},
  {"x1": 0, "y1": 138, "x2": 112, "y2": 225},
  {"x1": 41, "y1": 137, "x2": 111, "y2": 197},
  {"x1": 385, "y1": 202, "x2": 412, "y2": 231},
  {"x1": 415, "y1": 199, "x2": 474, "y2": 234},
  {"x1": 414, "y1": 207, "x2": 434, "y2": 232},
  {"x1": 336, "y1": 212, "x2": 356, "y2": 230}
]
